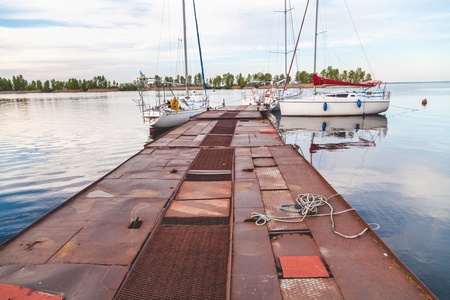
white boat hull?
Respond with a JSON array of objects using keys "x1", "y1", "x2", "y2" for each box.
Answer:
[
  {"x1": 280, "y1": 92, "x2": 389, "y2": 116},
  {"x1": 146, "y1": 107, "x2": 205, "y2": 128}
]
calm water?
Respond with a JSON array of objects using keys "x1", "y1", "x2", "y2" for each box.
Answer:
[{"x1": 1, "y1": 83, "x2": 449, "y2": 298}]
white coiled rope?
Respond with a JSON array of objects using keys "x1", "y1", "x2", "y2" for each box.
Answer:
[{"x1": 251, "y1": 193, "x2": 379, "y2": 239}]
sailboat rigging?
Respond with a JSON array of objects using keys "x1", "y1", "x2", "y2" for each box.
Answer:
[
  {"x1": 241, "y1": 0, "x2": 303, "y2": 109},
  {"x1": 279, "y1": 0, "x2": 390, "y2": 116},
  {"x1": 134, "y1": 0, "x2": 209, "y2": 128}
]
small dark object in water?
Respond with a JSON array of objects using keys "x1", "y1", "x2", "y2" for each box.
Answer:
[
  {"x1": 170, "y1": 169, "x2": 178, "y2": 173},
  {"x1": 422, "y1": 98, "x2": 427, "y2": 106}
]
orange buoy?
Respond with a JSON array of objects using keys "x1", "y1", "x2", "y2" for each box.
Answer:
[{"x1": 422, "y1": 98, "x2": 427, "y2": 106}]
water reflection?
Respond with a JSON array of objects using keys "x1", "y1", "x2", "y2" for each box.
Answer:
[{"x1": 271, "y1": 112, "x2": 388, "y2": 164}]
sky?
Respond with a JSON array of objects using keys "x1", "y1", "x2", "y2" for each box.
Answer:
[{"x1": 1, "y1": 0, "x2": 449, "y2": 84}]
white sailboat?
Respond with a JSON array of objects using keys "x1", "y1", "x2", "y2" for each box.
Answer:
[
  {"x1": 279, "y1": 0, "x2": 390, "y2": 117},
  {"x1": 135, "y1": 0, "x2": 208, "y2": 128}
]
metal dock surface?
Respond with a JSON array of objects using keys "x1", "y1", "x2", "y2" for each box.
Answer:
[{"x1": 0, "y1": 105, "x2": 435, "y2": 299}]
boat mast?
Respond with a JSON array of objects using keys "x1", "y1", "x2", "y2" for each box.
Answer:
[
  {"x1": 284, "y1": 0, "x2": 287, "y2": 82},
  {"x1": 313, "y1": 0, "x2": 319, "y2": 94},
  {"x1": 182, "y1": 0, "x2": 189, "y2": 98}
]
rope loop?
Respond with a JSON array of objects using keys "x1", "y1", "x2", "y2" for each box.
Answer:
[{"x1": 251, "y1": 193, "x2": 380, "y2": 239}]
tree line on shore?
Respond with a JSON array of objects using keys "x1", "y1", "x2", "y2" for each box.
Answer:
[{"x1": 0, "y1": 67, "x2": 371, "y2": 92}]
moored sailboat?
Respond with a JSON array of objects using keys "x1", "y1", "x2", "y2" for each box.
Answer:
[
  {"x1": 134, "y1": 0, "x2": 208, "y2": 128},
  {"x1": 279, "y1": 0, "x2": 390, "y2": 116}
]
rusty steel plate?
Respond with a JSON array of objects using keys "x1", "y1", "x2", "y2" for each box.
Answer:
[
  {"x1": 255, "y1": 167, "x2": 288, "y2": 190},
  {"x1": 236, "y1": 105, "x2": 248, "y2": 111},
  {"x1": 190, "y1": 148, "x2": 234, "y2": 170},
  {"x1": 216, "y1": 119, "x2": 238, "y2": 126},
  {"x1": 176, "y1": 181, "x2": 232, "y2": 200},
  {"x1": 165, "y1": 199, "x2": 230, "y2": 218},
  {"x1": 80, "y1": 178, "x2": 179, "y2": 199},
  {"x1": 279, "y1": 256, "x2": 329, "y2": 278},
  {"x1": 235, "y1": 147, "x2": 252, "y2": 156},
  {"x1": 234, "y1": 179, "x2": 263, "y2": 208},
  {"x1": 236, "y1": 119, "x2": 268, "y2": 126},
  {"x1": 151, "y1": 148, "x2": 200, "y2": 160},
  {"x1": 200, "y1": 134, "x2": 232, "y2": 146},
  {"x1": 168, "y1": 135, "x2": 196, "y2": 147},
  {"x1": 230, "y1": 136, "x2": 251, "y2": 147},
  {"x1": 116, "y1": 225, "x2": 230, "y2": 300},
  {"x1": 251, "y1": 147, "x2": 272, "y2": 158},
  {"x1": 0, "y1": 264, "x2": 129, "y2": 300},
  {"x1": 0, "y1": 227, "x2": 82, "y2": 265},
  {"x1": 235, "y1": 155, "x2": 256, "y2": 180},
  {"x1": 237, "y1": 111, "x2": 262, "y2": 119},
  {"x1": 279, "y1": 278, "x2": 344, "y2": 300},
  {"x1": 232, "y1": 223, "x2": 282, "y2": 299},
  {"x1": 250, "y1": 137, "x2": 284, "y2": 146},
  {"x1": 219, "y1": 111, "x2": 240, "y2": 118},
  {"x1": 253, "y1": 157, "x2": 277, "y2": 167},
  {"x1": 46, "y1": 198, "x2": 168, "y2": 265},
  {"x1": 261, "y1": 190, "x2": 308, "y2": 231}
]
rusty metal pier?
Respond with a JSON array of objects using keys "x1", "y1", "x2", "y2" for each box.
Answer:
[{"x1": 0, "y1": 105, "x2": 436, "y2": 299}]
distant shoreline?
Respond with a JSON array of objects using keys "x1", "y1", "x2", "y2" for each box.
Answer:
[{"x1": 0, "y1": 83, "x2": 317, "y2": 95}]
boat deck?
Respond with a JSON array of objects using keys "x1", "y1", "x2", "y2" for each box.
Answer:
[{"x1": 0, "y1": 105, "x2": 435, "y2": 299}]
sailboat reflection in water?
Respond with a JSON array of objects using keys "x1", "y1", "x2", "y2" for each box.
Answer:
[{"x1": 272, "y1": 113, "x2": 388, "y2": 163}]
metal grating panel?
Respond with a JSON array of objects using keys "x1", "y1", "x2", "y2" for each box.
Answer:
[
  {"x1": 261, "y1": 190, "x2": 308, "y2": 231},
  {"x1": 217, "y1": 119, "x2": 238, "y2": 126},
  {"x1": 279, "y1": 278, "x2": 344, "y2": 300},
  {"x1": 186, "y1": 173, "x2": 232, "y2": 181},
  {"x1": 200, "y1": 135, "x2": 232, "y2": 146},
  {"x1": 116, "y1": 225, "x2": 230, "y2": 300},
  {"x1": 255, "y1": 167, "x2": 288, "y2": 190},
  {"x1": 210, "y1": 126, "x2": 236, "y2": 135},
  {"x1": 190, "y1": 148, "x2": 234, "y2": 170}
]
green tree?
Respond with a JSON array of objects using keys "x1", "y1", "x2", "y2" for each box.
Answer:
[
  {"x1": 154, "y1": 75, "x2": 162, "y2": 88},
  {"x1": 364, "y1": 73, "x2": 372, "y2": 81},
  {"x1": 222, "y1": 73, "x2": 234, "y2": 89},
  {"x1": 341, "y1": 70, "x2": 348, "y2": 82},
  {"x1": 0, "y1": 77, "x2": 13, "y2": 91},
  {"x1": 236, "y1": 73, "x2": 246, "y2": 88},
  {"x1": 264, "y1": 73, "x2": 272, "y2": 84},
  {"x1": 193, "y1": 73, "x2": 202, "y2": 86},
  {"x1": 36, "y1": 80, "x2": 43, "y2": 91},
  {"x1": 43, "y1": 80, "x2": 51, "y2": 92},
  {"x1": 252, "y1": 72, "x2": 264, "y2": 83},
  {"x1": 212, "y1": 75, "x2": 222, "y2": 88},
  {"x1": 12, "y1": 75, "x2": 27, "y2": 91},
  {"x1": 51, "y1": 79, "x2": 64, "y2": 90},
  {"x1": 67, "y1": 78, "x2": 80, "y2": 90}
]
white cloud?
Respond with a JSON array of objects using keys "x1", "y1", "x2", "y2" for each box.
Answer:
[{"x1": 1, "y1": 0, "x2": 449, "y2": 82}]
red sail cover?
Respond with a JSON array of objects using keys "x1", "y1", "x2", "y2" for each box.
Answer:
[{"x1": 313, "y1": 74, "x2": 381, "y2": 87}]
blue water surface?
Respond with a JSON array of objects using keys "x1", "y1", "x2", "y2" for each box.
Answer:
[{"x1": 1, "y1": 83, "x2": 449, "y2": 298}]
